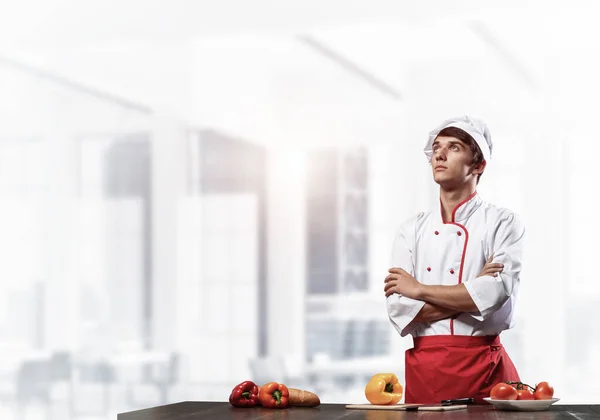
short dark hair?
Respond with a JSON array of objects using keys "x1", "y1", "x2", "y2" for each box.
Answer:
[{"x1": 436, "y1": 126, "x2": 485, "y2": 183}]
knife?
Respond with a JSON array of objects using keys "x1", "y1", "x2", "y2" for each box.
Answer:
[{"x1": 441, "y1": 398, "x2": 475, "y2": 406}]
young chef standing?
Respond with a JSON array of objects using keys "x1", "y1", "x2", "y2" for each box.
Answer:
[{"x1": 384, "y1": 115, "x2": 525, "y2": 404}]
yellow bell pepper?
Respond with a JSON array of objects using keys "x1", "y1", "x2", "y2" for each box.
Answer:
[{"x1": 365, "y1": 373, "x2": 403, "y2": 405}]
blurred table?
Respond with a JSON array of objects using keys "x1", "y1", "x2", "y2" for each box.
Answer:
[{"x1": 118, "y1": 402, "x2": 600, "y2": 419}]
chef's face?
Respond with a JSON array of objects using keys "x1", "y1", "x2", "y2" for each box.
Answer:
[{"x1": 431, "y1": 136, "x2": 482, "y2": 187}]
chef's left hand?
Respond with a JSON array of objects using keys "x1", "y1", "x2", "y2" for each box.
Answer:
[{"x1": 384, "y1": 268, "x2": 423, "y2": 299}]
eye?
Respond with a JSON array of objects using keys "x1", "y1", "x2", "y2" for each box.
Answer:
[{"x1": 451, "y1": 145, "x2": 459, "y2": 151}]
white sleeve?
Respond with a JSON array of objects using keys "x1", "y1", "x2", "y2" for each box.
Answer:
[
  {"x1": 463, "y1": 212, "x2": 525, "y2": 321},
  {"x1": 386, "y1": 215, "x2": 426, "y2": 337}
]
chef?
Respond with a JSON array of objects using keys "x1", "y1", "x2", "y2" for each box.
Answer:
[{"x1": 384, "y1": 115, "x2": 525, "y2": 404}]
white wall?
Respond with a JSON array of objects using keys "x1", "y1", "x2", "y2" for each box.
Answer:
[{"x1": 1, "y1": 3, "x2": 600, "y2": 419}]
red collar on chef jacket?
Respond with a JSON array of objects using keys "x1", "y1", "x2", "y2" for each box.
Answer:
[{"x1": 437, "y1": 191, "x2": 483, "y2": 224}]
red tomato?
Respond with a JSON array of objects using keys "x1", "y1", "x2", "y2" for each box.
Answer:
[
  {"x1": 534, "y1": 382, "x2": 554, "y2": 400},
  {"x1": 517, "y1": 389, "x2": 535, "y2": 400},
  {"x1": 490, "y1": 382, "x2": 518, "y2": 400}
]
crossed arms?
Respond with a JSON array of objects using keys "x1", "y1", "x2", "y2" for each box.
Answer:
[
  {"x1": 384, "y1": 256, "x2": 502, "y2": 324},
  {"x1": 386, "y1": 212, "x2": 525, "y2": 335}
]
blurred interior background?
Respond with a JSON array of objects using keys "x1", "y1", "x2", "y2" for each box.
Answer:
[{"x1": 0, "y1": 0, "x2": 599, "y2": 418}]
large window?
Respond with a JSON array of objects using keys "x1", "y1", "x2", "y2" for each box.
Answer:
[
  {"x1": 0, "y1": 140, "x2": 44, "y2": 350},
  {"x1": 78, "y1": 135, "x2": 150, "y2": 351},
  {"x1": 305, "y1": 147, "x2": 381, "y2": 362},
  {"x1": 188, "y1": 130, "x2": 265, "y2": 390}
]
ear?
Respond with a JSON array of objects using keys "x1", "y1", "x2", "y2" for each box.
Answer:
[{"x1": 471, "y1": 160, "x2": 487, "y2": 175}]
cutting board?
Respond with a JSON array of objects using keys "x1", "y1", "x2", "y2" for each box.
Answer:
[{"x1": 346, "y1": 403, "x2": 468, "y2": 411}]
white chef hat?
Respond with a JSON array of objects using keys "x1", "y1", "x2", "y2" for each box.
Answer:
[{"x1": 423, "y1": 115, "x2": 493, "y2": 163}]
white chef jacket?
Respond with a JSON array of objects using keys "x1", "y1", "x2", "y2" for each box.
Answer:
[{"x1": 387, "y1": 192, "x2": 525, "y2": 338}]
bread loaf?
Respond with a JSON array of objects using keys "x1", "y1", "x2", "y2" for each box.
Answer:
[{"x1": 288, "y1": 388, "x2": 320, "y2": 407}]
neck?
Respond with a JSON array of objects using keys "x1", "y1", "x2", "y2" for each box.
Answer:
[{"x1": 439, "y1": 185, "x2": 476, "y2": 223}]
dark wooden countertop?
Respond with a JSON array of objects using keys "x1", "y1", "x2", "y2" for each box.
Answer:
[{"x1": 118, "y1": 402, "x2": 600, "y2": 419}]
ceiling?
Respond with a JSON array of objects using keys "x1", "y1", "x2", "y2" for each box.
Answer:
[
  {"x1": 0, "y1": 1, "x2": 598, "y2": 146},
  {"x1": 0, "y1": 1, "x2": 550, "y2": 48}
]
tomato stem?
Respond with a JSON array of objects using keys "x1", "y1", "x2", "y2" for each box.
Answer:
[{"x1": 506, "y1": 381, "x2": 535, "y2": 391}]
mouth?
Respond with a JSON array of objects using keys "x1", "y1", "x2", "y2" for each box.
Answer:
[{"x1": 434, "y1": 166, "x2": 447, "y2": 171}]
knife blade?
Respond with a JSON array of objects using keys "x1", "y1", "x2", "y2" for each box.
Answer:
[{"x1": 441, "y1": 397, "x2": 475, "y2": 406}]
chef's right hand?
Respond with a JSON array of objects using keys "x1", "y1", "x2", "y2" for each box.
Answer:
[{"x1": 477, "y1": 254, "x2": 504, "y2": 278}]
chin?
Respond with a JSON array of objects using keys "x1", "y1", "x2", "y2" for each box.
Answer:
[
  {"x1": 433, "y1": 176, "x2": 457, "y2": 188},
  {"x1": 433, "y1": 174, "x2": 448, "y2": 184}
]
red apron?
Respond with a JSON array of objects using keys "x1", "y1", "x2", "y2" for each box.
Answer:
[{"x1": 405, "y1": 335, "x2": 520, "y2": 404}]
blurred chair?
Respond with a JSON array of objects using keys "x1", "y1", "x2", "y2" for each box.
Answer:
[
  {"x1": 249, "y1": 356, "x2": 286, "y2": 386},
  {"x1": 14, "y1": 352, "x2": 64, "y2": 420},
  {"x1": 118, "y1": 351, "x2": 179, "y2": 408},
  {"x1": 249, "y1": 355, "x2": 307, "y2": 389},
  {"x1": 15, "y1": 359, "x2": 52, "y2": 405},
  {"x1": 69, "y1": 359, "x2": 115, "y2": 419},
  {"x1": 49, "y1": 352, "x2": 72, "y2": 383},
  {"x1": 142, "y1": 352, "x2": 180, "y2": 405}
]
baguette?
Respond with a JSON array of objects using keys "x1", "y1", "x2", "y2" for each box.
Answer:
[{"x1": 288, "y1": 388, "x2": 320, "y2": 407}]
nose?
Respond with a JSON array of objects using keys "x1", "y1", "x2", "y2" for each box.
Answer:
[{"x1": 434, "y1": 146, "x2": 447, "y2": 162}]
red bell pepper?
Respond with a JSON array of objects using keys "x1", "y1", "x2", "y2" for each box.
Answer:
[
  {"x1": 229, "y1": 380, "x2": 260, "y2": 407},
  {"x1": 258, "y1": 382, "x2": 289, "y2": 408}
]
